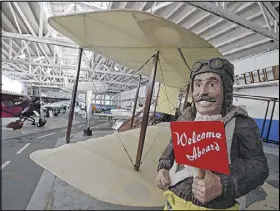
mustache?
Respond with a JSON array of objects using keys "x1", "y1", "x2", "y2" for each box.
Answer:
[{"x1": 194, "y1": 95, "x2": 216, "y2": 102}]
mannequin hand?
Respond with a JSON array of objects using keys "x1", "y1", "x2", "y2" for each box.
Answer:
[
  {"x1": 156, "y1": 169, "x2": 170, "y2": 191},
  {"x1": 192, "y1": 170, "x2": 223, "y2": 203}
]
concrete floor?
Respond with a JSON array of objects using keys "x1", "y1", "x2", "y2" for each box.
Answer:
[
  {"x1": 2, "y1": 128, "x2": 68, "y2": 210},
  {"x1": 2, "y1": 116, "x2": 279, "y2": 210},
  {"x1": 1, "y1": 115, "x2": 107, "y2": 210},
  {"x1": 26, "y1": 122, "x2": 164, "y2": 210},
  {"x1": 26, "y1": 121, "x2": 279, "y2": 210},
  {"x1": 1, "y1": 114, "x2": 81, "y2": 140}
]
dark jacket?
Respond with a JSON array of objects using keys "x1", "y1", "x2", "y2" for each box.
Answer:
[{"x1": 157, "y1": 106, "x2": 269, "y2": 209}]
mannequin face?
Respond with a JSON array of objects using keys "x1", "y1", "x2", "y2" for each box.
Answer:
[{"x1": 192, "y1": 72, "x2": 223, "y2": 116}]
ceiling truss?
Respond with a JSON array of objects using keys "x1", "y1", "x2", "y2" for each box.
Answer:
[{"x1": 1, "y1": 1, "x2": 279, "y2": 95}]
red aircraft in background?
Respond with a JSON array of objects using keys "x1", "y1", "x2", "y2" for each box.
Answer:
[
  {"x1": 0, "y1": 93, "x2": 31, "y2": 118},
  {"x1": 0, "y1": 93, "x2": 46, "y2": 129}
]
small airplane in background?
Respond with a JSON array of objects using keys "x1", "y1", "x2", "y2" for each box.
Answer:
[
  {"x1": 0, "y1": 93, "x2": 30, "y2": 118},
  {"x1": 1, "y1": 93, "x2": 70, "y2": 130},
  {"x1": 1, "y1": 94, "x2": 47, "y2": 129},
  {"x1": 42, "y1": 100, "x2": 69, "y2": 116}
]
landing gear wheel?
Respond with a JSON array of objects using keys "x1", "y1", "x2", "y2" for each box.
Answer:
[{"x1": 37, "y1": 118, "x2": 47, "y2": 127}]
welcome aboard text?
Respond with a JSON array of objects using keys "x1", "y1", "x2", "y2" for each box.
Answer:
[{"x1": 173, "y1": 131, "x2": 221, "y2": 161}]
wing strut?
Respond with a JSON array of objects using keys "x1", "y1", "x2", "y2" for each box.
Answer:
[
  {"x1": 66, "y1": 47, "x2": 83, "y2": 144},
  {"x1": 131, "y1": 75, "x2": 142, "y2": 129},
  {"x1": 134, "y1": 51, "x2": 160, "y2": 171},
  {"x1": 153, "y1": 83, "x2": 161, "y2": 118}
]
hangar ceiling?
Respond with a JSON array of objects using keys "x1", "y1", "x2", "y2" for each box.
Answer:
[{"x1": 1, "y1": 1, "x2": 279, "y2": 93}]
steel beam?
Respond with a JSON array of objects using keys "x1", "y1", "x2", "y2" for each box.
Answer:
[
  {"x1": 140, "y1": 2, "x2": 148, "y2": 11},
  {"x1": 13, "y1": 41, "x2": 31, "y2": 59},
  {"x1": 187, "y1": 2, "x2": 279, "y2": 42},
  {"x1": 229, "y1": 2, "x2": 242, "y2": 13},
  {"x1": 13, "y1": 2, "x2": 36, "y2": 36},
  {"x1": 176, "y1": 7, "x2": 197, "y2": 24},
  {"x1": 165, "y1": 2, "x2": 184, "y2": 19},
  {"x1": 39, "y1": 2, "x2": 53, "y2": 32},
  {"x1": 258, "y1": 2, "x2": 272, "y2": 31},
  {"x1": 39, "y1": 7, "x2": 44, "y2": 37},
  {"x1": 2, "y1": 32, "x2": 149, "y2": 79},
  {"x1": 188, "y1": 13, "x2": 211, "y2": 29},
  {"x1": 7, "y1": 2, "x2": 22, "y2": 33},
  {"x1": 215, "y1": 31, "x2": 254, "y2": 48},
  {"x1": 2, "y1": 58, "x2": 142, "y2": 78},
  {"x1": 2, "y1": 31, "x2": 78, "y2": 49},
  {"x1": 223, "y1": 38, "x2": 272, "y2": 56},
  {"x1": 8, "y1": 39, "x2": 13, "y2": 59},
  {"x1": 203, "y1": 11, "x2": 262, "y2": 41},
  {"x1": 2, "y1": 32, "x2": 150, "y2": 78},
  {"x1": 76, "y1": 2, "x2": 104, "y2": 11},
  {"x1": 148, "y1": 2, "x2": 174, "y2": 13},
  {"x1": 2, "y1": 49, "x2": 9, "y2": 58},
  {"x1": 2, "y1": 40, "x2": 17, "y2": 56},
  {"x1": 3, "y1": 72, "x2": 139, "y2": 87},
  {"x1": 262, "y1": 2, "x2": 279, "y2": 23},
  {"x1": 24, "y1": 83, "x2": 123, "y2": 92}
]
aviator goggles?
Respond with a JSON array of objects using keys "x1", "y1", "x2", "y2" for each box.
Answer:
[{"x1": 190, "y1": 58, "x2": 234, "y2": 81}]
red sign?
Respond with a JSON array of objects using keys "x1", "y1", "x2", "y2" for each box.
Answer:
[{"x1": 170, "y1": 121, "x2": 230, "y2": 175}]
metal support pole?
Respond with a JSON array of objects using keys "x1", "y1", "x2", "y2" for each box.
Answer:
[
  {"x1": 131, "y1": 75, "x2": 142, "y2": 129},
  {"x1": 66, "y1": 47, "x2": 83, "y2": 144},
  {"x1": 84, "y1": 90, "x2": 93, "y2": 136},
  {"x1": 261, "y1": 100, "x2": 270, "y2": 138},
  {"x1": 134, "y1": 51, "x2": 159, "y2": 171},
  {"x1": 86, "y1": 90, "x2": 93, "y2": 129},
  {"x1": 39, "y1": 87, "x2": 44, "y2": 121},
  {"x1": 266, "y1": 99, "x2": 276, "y2": 141}
]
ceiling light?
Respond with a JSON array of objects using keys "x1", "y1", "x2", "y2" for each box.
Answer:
[{"x1": 19, "y1": 54, "x2": 26, "y2": 59}]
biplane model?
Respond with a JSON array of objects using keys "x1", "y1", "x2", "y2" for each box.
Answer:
[{"x1": 30, "y1": 10, "x2": 222, "y2": 207}]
